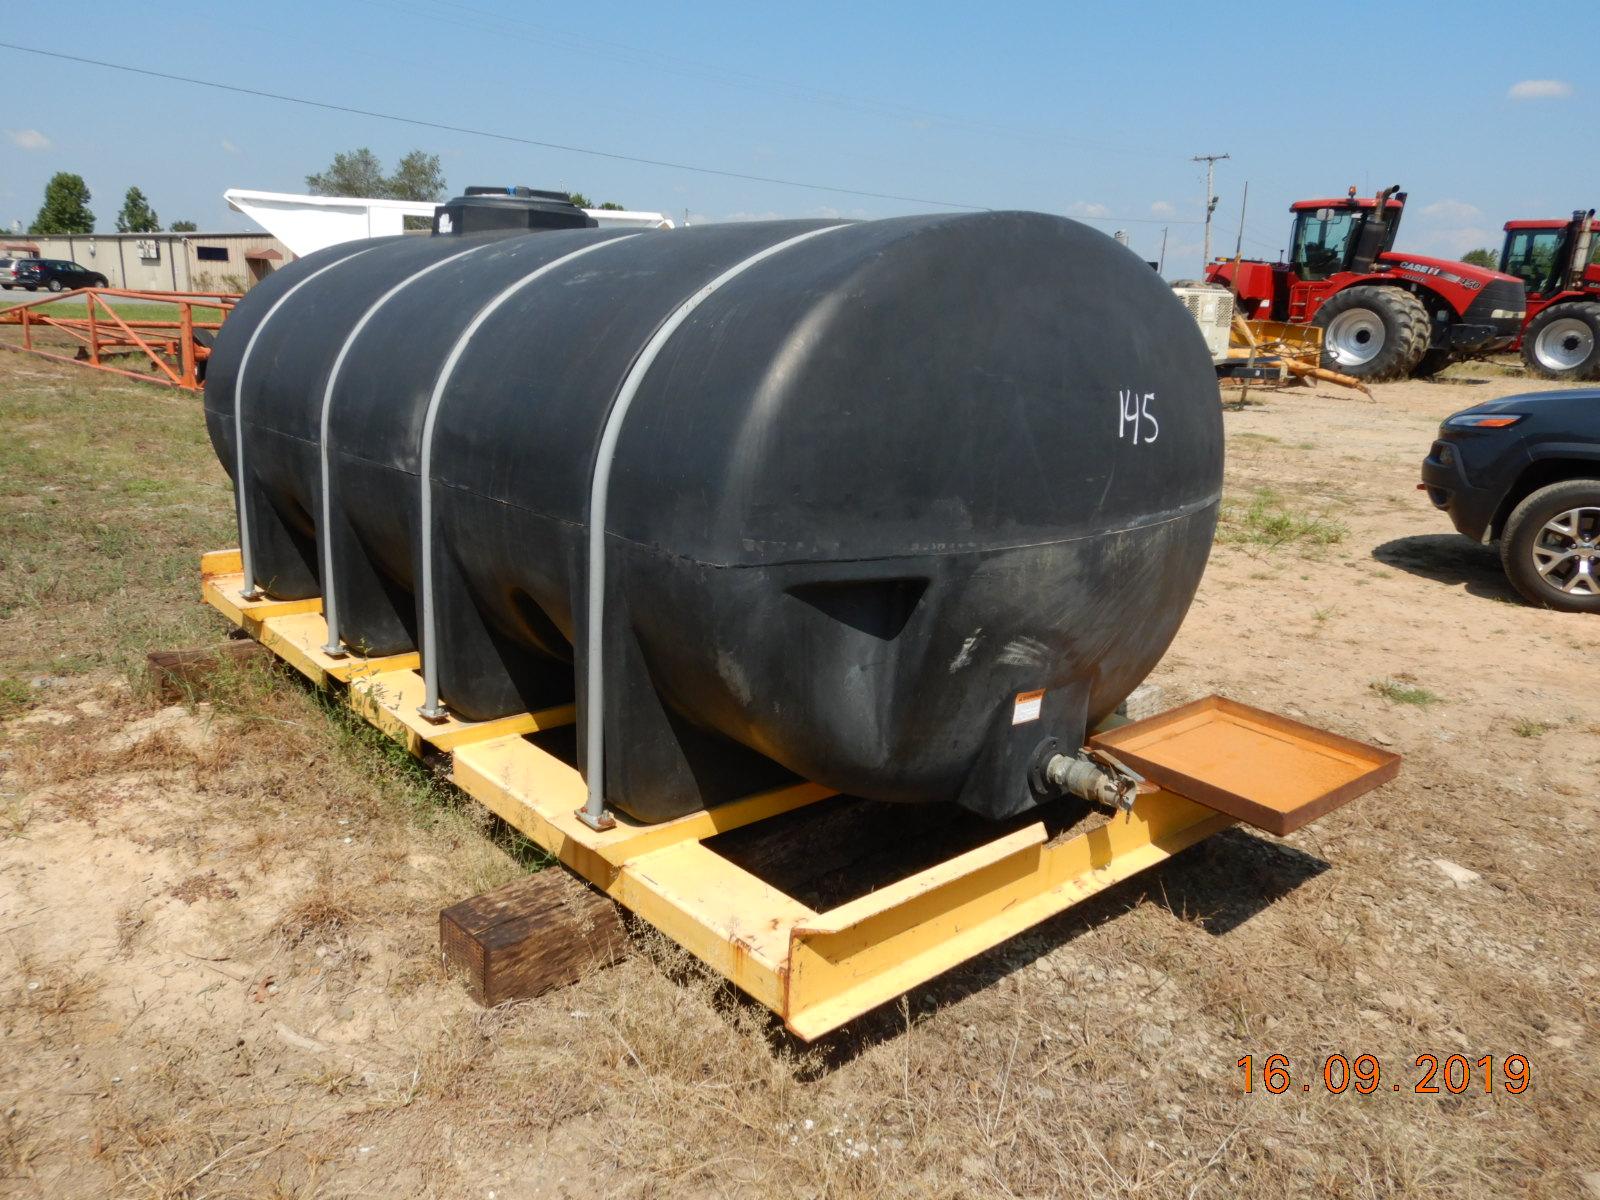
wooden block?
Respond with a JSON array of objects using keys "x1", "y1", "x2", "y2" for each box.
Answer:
[
  {"x1": 145, "y1": 639, "x2": 271, "y2": 703},
  {"x1": 440, "y1": 868, "x2": 628, "y2": 1008}
]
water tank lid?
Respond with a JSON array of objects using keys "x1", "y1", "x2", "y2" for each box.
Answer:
[
  {"x1": 432, "y1": 186, "x2": 597, "y2": 236},
  {"x1": 463, "y1": 185, "x2": 570, "y2": 200}
]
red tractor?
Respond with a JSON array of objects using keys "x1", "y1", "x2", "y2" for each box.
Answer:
[
  {"x1": 1499, "y1": 210, "x2": 1600, "y2": 380},
  {"x1": 1206, "y1": 186, "x2": 1526, "y2": 382}
]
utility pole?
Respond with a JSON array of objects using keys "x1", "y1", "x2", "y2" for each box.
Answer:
[
  {"x1": 1158, "y1": 226, "x2": 1168, "y2": 274},
  {"x1": 1232, "y1": 181, "x2": 1249, "y2": 261},
  {"x1": 1192, "y1": 152, "x2": 1230, "y2": 271}
]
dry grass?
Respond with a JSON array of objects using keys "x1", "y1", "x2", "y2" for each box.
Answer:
[{"x1": 1, "y1": 360, "x2": 1596, "y2": 1198}]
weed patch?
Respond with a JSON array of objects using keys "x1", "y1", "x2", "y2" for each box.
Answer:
[
  {"x1": 1370, "y1": 678, "x2": 1443, "y2": 706},
  {"x1": 1217, "y1": 487, "x2": 1346, "y2": 552}
]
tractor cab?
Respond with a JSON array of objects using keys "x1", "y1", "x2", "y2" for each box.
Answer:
[
  {"x1": 1500, "y1": 212, "x2": 1599, "y2": 300},
  {"x1": 1290, "y1": 190, "x2": 1406, "y2": 280},
  {"x1": 1502, "y1": 211, "x2": 1600, "y2": 380}
]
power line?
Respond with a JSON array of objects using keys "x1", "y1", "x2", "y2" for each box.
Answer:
[
  {"x1": 0, "y1": 41, "x2": 991, "y2": 211},
  {"x1": 1073, "y1": 212, "x2": 1202, "y2": 226},
  {"x1": 355, "y1": 0, "x2": 1179, "y2": 159}
]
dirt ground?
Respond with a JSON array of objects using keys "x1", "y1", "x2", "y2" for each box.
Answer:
[{"x1": 1, "y1": 353, "x2": 1596, "y2": 1199}]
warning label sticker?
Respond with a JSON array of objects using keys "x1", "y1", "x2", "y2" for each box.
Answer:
[{"x1": 1012, "y1": 689, "x2": 1045, "y2": 725}]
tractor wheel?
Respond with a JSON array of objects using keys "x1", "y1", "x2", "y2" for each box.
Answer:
[
  {"x1": 1521, "y1": 302, "x2": 1600, "y2": 380},
  {"x1": 1312, "y1": 286, "x2": 1429, "y2": 382},
  {"x1": 1411, "y1": 348, "x2": 1455, "y2": 379},
  {"x1": 1499, "y1": 479, "x2": 1600, "y2": 612}
]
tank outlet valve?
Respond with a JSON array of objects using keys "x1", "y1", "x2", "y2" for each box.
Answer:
[{"x1": 1044, "y1": 748, "x2": 1151, "y2": 813}]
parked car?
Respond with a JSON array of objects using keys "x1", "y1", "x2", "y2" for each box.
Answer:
[
  {"x1": 1421, "y1": 388, "x2": 1600, "y2": 611},
  {"x1": 0, "y1": 256, "x2": 26, "y2": 289},
  {"x1": 5, "y1": 258, "x2": 108, "y2": 292}
]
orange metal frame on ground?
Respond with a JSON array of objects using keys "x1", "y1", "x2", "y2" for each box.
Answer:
[
  {"x1": 199, "y1": 548, "x2": 1396, "y2": 1040},
  {"x1": 0, "y1": 287, "x2": 238, "y2": 390}
]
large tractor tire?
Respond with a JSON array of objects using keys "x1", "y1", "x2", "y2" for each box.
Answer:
[
  {"x1": 1312, "y1": 286, "x2": 1430, "y2": 382},
  {"x1": 1521, "y1": 301, "x2": 1600, "y2": 381}
]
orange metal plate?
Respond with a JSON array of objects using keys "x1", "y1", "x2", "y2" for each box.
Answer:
[{"x1": 1089, "y1": 696, "x2": 1399, "y2": 836}]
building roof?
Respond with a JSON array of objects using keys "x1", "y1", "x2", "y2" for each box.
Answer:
[{"x1": 28, "y1": 230, "x2": 275, "y2": 240}]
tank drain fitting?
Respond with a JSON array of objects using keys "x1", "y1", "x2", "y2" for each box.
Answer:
[{"x1": 1041, "y1": 747, "x2": 1150, "y2": 813}]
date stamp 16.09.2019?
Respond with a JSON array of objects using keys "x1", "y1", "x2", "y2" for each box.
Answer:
[{"x1": 1237, "y1": 1053, "x2": 1530, "y2": 1095}]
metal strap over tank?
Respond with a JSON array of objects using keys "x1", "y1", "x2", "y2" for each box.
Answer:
[
  {"x1": 416, "y1": 234, "x2": 642, "y2": 720},
  {"x1": 580, "y1": 223, "x2": 852, "y2": 830},
  {"x1": 233, "y1": 247, "x2": 377, "y2": 599},
  {"x1": 316, "y1": 243, "x2": 498, "y2": 657}
]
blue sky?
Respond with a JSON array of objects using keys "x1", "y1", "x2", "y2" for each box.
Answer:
[{"x1": 1, "y1": 1, "x2": 1591, "y2": 275}]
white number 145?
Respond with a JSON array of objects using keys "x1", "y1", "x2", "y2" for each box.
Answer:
[{"x1": 1118, "y1": 390, "x2": 1159, "y2": 445}]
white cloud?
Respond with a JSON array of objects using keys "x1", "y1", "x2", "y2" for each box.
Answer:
[
  {"x1": 1416, "y1": 227, "x2": 1496, "y2": 257},
  {"x1": 1420, "y1": 199, "x2": 1483, "y2": 223},
  {"x1": 5, "y1": 129, "x2": 50, "y2": 151},
  {"x1": 1508, "y1": 79, "x2": 1572, "y2": 100},
  {"x1": 221, "y1": 138, "x2": 241, "y2": 154},
  {"x1": 1067, "y1": 201, "x2": 1111, "y2": 219},
  {"x1": 1411, "y1": 199, "x2": 1493, "y2": 256},
  {"x1": 1149, "y1": 200, "x2": 1176, "y2": 218}
]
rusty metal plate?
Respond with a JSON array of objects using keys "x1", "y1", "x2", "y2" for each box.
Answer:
[{"x1": 1090, "y1": 696, "x2": 1400, "y2": 836}]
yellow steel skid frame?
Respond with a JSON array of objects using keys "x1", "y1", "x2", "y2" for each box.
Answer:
[{"x1": 201, "y1": 549, "x2": 1233, "y2": 1040}]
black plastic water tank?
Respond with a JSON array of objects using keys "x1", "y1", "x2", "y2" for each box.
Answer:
[{"x1": 204, "y1": 210, "x2": 1222, "y2": 824}]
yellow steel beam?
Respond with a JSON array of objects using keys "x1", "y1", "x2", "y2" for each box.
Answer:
[
  {"x1": 347, "y1": 668, "x2": 574, "y2": 755},
  {"x1": 253, "y1": 611, "x2": 421, "y2": 686},
  {"x1": 611, "y1": 840, "x2": 810, "y2": 1011},
  {"x1": 451, "y1": 734, "x2": 833, "y2": 882},
  {"x1": 201, "y1": 569, "x2": 322, "y2": 631},
  {"x1": 201, "y1": 547, "x2": 243, "y2": 577},
  {"x1": 782, "y1": 792, "x2": 1232, "y2": 1040}
]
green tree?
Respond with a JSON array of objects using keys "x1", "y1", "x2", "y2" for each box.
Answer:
[
  {"x1": 115, "y1": 186, "x2": 161, "y2": 233},
  {"x1": 567, "y1": 194, "x2": 626, "y2": 211},
  {"x1": 29, "y1": 172, "x2": 94, "y2": 235},
  {"x1": 567, "y1": 192, "x2": 593, "y2": 208},
  {"x1": 307, "y1": 147, "x2": 446, "y2": 200},
  {"x1": 597, "y1": 201, "x2": 625, "y2": 211},
  {"x1": 1460, "y1": 248, "x2": 1498, "y2": 269},
  {"x1": 306, "y1": 148, "x2": 389, "y2": 198},
  {"x1": 387, "y1": 150, "x2": 445, "y2": 201},
  {"x1": 169, "y1": 219, "x2": 198, "y2": 232}
]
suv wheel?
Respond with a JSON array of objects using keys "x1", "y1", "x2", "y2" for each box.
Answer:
[
  {"x1": 46, "y1": 278, "x2": 63, "y2": 293},
  {"x1": 1500, "y1": 479, "x2": 1600, "y2": 612}
]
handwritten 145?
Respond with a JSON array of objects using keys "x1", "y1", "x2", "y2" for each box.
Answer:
[{"x1": 1118, "y1": 390, "x2": 1159, "y2": 445}]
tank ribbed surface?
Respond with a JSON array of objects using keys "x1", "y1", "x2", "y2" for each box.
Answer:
[{"x1": 204, "y1": 212, "x2": 1222, "y2": 823}]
